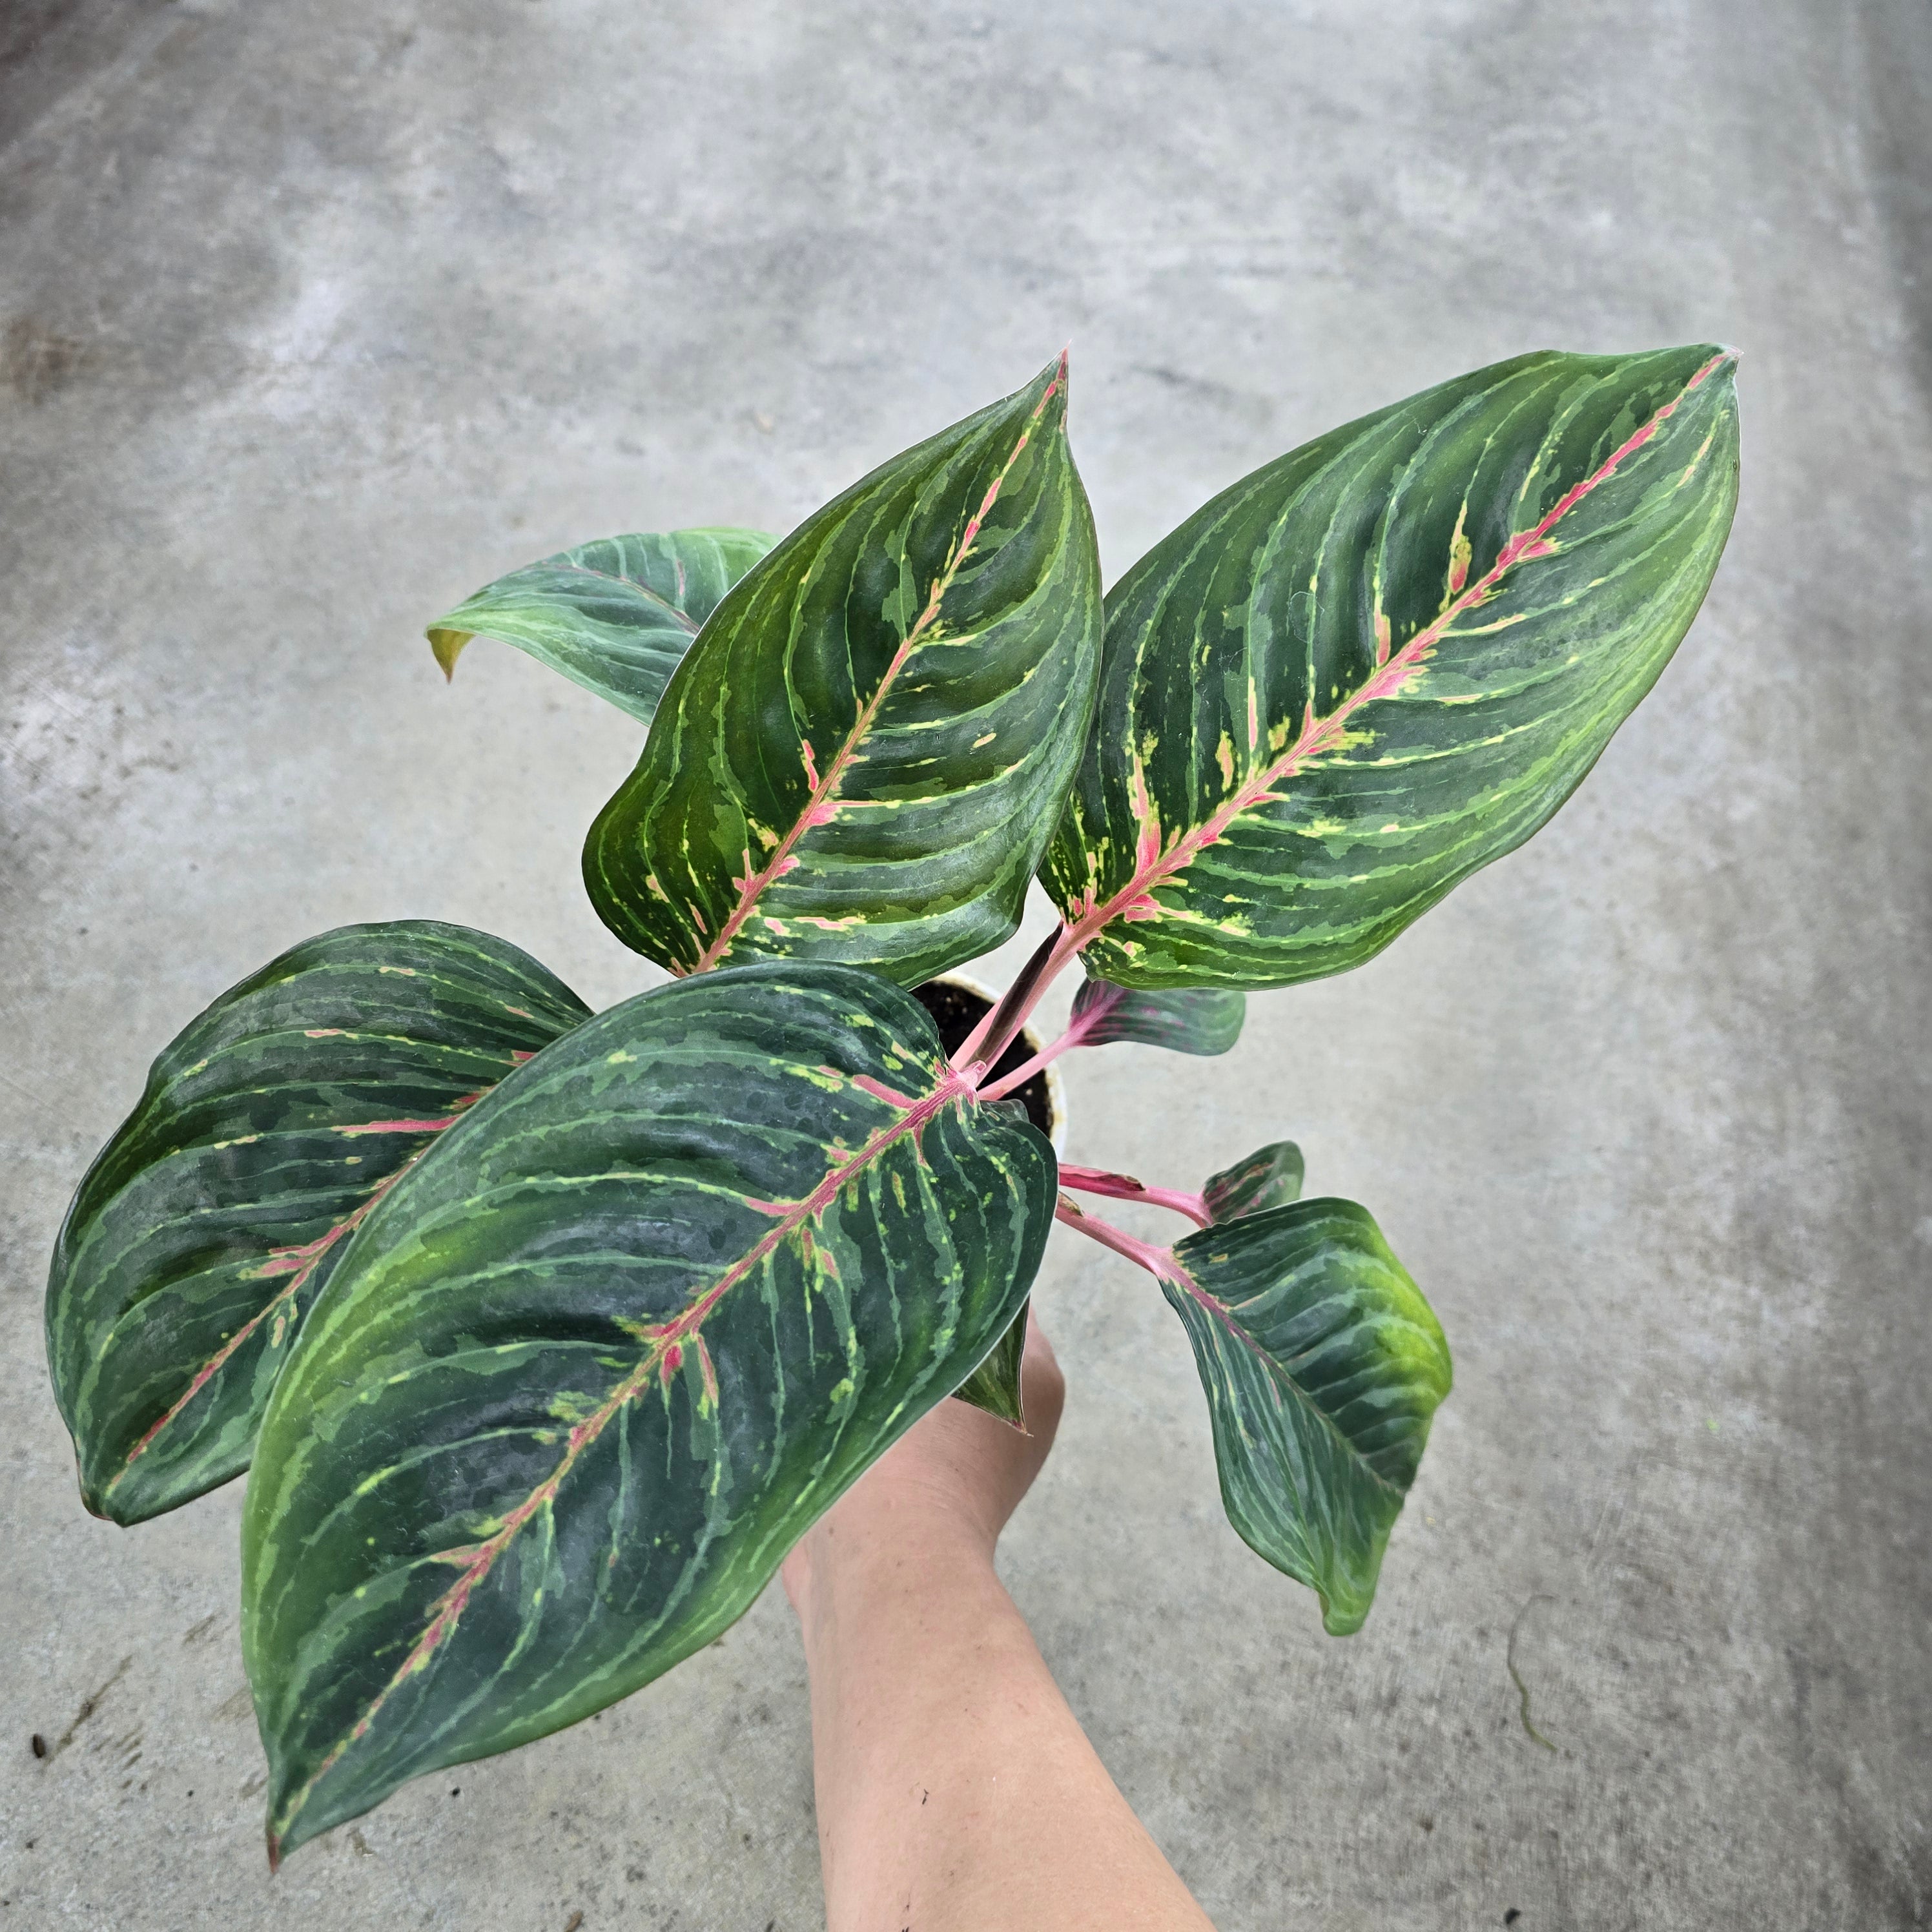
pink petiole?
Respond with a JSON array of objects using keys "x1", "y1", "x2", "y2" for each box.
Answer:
[
  {"x1": 1055, "y1": 1164, "x2": 1211, "y2": 1229},
  {"x1": 1051, "y1": 1194, "x2": 1180, "y2": 1279}
]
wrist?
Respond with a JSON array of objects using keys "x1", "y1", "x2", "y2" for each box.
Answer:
[{"x1": 785, "y1": 1484, "x2": 1003, "y2": 1639}]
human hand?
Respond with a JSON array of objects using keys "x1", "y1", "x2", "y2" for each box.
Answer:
[
  {"x1": 781, "y1": 1317, "x2": 1215, "y2": 1930},
  {"x1": 781, "y1": 1311, "x2": 1064, "y2": 1616}
]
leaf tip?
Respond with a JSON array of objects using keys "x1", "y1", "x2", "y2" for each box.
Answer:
[
  {"x1": 1320, "y1": 1596, "x2": 1369, "y2": 1638},
  {"x1": 426, "y1": 626, "x2": 470, "y2": 683},
  {"x1": 1027, "y1": 347, "x2": 1071, "y2": 431},
  {"x1": 1693, "y1": 343, "x2": 1740, "y2": 386}
]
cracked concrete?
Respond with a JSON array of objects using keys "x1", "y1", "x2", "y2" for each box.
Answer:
[{"x1": 3, "y1": 1, "x2": 1928, "y2": 1926}]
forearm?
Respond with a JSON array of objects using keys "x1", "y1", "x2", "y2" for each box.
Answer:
[{"x1": 792, "y1": 1502, "x2": 1215, "y2": 1932}]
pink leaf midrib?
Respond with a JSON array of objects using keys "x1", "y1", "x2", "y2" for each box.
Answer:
[
  {"x1": 269, "y1": 1058, "x2": 974, "y2": 1856},
  {"x1": 1067, "y1": 351, "x2": 1733, "y2": 950},
  {"x1": 1054, "y1": 1195, "x2": 1405, "y2": 1503},
  {"x1": 686, "y1": 358, "x2": 1067, "y2": 974},
  {"x1": 103, "y1": 1068, "x2": 520, "y2": 1497},
  {"x1": 106, "y1": 1148, "x2": 429, "y2": 1495}
]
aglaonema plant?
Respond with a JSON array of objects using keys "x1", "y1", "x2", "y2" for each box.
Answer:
[{"x1": 45, "y1": 344, "x2": 1740, "y2": 1865}]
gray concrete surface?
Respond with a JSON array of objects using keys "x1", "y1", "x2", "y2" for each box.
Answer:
[{"x1": 3, "y1": 1, "x2": 1928, "y2": 1926}]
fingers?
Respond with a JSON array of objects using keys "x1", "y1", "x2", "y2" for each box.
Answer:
[{"x1": 781, "y1": 1304, "x2": 1069, "y2": 1618}]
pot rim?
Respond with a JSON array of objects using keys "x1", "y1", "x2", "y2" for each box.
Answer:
[{"x1": 929, "y1": 968, "x2": 1067, "y2": 1158}]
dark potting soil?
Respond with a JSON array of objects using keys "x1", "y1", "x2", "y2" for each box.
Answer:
[{"x1": 911, "y1": 981, "x2": 1055, "y2": 1140}]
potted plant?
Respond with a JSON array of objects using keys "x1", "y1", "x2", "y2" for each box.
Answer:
[{"x1": 45, "y1": 343, "x2": 1738, "y2": 1865}]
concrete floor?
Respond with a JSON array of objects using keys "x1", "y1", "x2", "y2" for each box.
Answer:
[{"x1": 3, "y1": 1, "x2": 1929, "y2": 1926}]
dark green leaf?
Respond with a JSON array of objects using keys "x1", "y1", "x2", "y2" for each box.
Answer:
[
  {"x1": 45, "y1": 924, "x2": 588, "y2": 1525},
  {"x1": 242, "y1": 962, "x2": 1054, "y2": 1862},
  {"x1": 1042, "y1": 346, "x2": 1740, "y2": 988},
  {"x1": 1163, "y1": 1199, "x2": 1450, "y2": 1634},
  {"x1": 952, "y1": 1303, "x2": 1028, "y2": 1426},
  {"x1": 1069, "y1": 975, "x2": 1244, "y2": 1056},
  {"x1": 1202, "y1": 1140, "x2": 1305, "y2": 1222},
  {"x1": 585, "y1": 356, "x2": 1102, "y2": 987},
  {"x1": 427, "y1": 528, "x2": 776, "y2": 725}
]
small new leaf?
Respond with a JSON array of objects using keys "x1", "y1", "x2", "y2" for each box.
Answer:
[
  {"x1": 427, "y1": 528, "x2": 775, "y2": 725},
  {"x1": 1070, "y1": 976, "x2": 1244, "y2": 1056},
  {"x1": 1202, "y1": 1141, "x2": 1305, "y2": 1222},
  {"x1": 1162, "y1": 1199, "x2": 1450, "y2": 1633}
]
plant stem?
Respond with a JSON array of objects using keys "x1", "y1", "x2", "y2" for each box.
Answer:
[
  {"x1": 976, "y1": 976, "x2": 1133, "y2": 1103},
  {"x1": 952, "y1": 927, "x2": 1067, "y2": 1074},
  {"x1": 1052, "y1": 1193, "x2": 1180, "y2": 1280},
  {"x1": 1056, "y1": 1165, "x2": 1211, "y2": 1229},
  {"x1": 975, "y1": 1049, "x2": 1054, "y2": 1104},
  {"x1": 959, "y1": 920, "x2": 1103, "y2": 1078},
  {"x1": 975, "y1": 1028, "x2": 1073, "y2": 1104}
]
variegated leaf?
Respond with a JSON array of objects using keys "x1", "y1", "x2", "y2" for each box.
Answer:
[
  {"x1": 242, "y1": 962, "x2": 1054, "y2": 1862},
  {"x1": 951, "y1": 1303, "x2": 1029, "y2": 1427},
  {"x1": 427, "y1": 527, "x2": 775, "y2": 725},
  {"x1": 1042, "y1": 346, "x2": 1740, "y2": 988},
  {"x1": 584, "y1": 357, "x2": 1102, "y2": 987},
  {"x1": 1162, "y1": 1199, "x2": 1450, "y2": 1633},
  {"x1": 1068, "y1": 975, "x2": 1244, "y2": 1056},
  {"x1": 45, "y1": 924, "x2": 589, "y2": 1524},
  {"x1": 1203, "y1": 1140, "x2": 1305, "y2": 1222}
]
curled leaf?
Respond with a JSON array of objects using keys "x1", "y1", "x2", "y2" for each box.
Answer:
[
  {"x1": 1069, "y1": 976, "x2": 1244, "y2": 1056},
  {"x1": 427, "y1": 528, "x2": 774, "y2": 724},
  {"x1": 1202, "y1": 1141, "x2": 1305, "y2": 1223}
]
